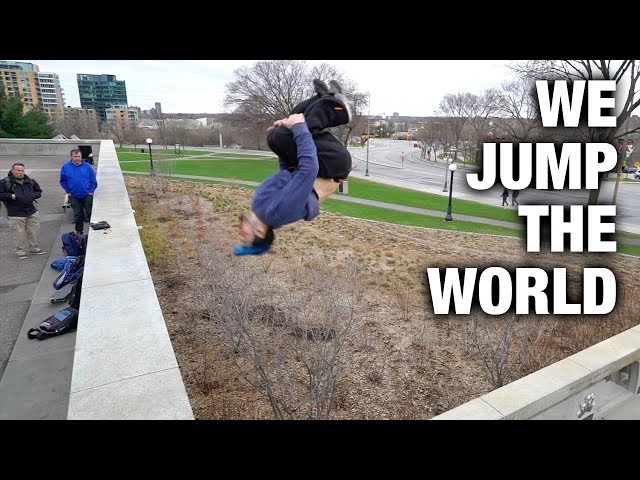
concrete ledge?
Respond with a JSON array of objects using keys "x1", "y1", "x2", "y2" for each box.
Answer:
[
  {"x1": 67, "y1": 140, "x2": 193, "y2": 419},
  {"x1": 433, "y1": 326, "x2": 640, "y2": 420},
  {"x1": 0, "y1": 139, "x2": 101, "y2": 157},
  {"x1": 433, "y1": 397, "x2": 503, "y2": 420}
]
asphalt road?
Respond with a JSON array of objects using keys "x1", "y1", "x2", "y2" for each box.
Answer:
[{"x1": 349, "y1": 140, "x2": 640, "y2": 234}]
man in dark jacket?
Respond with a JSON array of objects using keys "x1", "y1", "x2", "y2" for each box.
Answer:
[{"x1": 0, "y1": 162, "x2": 45, "y2": 259}]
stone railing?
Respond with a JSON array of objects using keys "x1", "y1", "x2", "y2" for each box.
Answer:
[{"x1": 434, "y1": 325, "x2": 640, "y2": 420}]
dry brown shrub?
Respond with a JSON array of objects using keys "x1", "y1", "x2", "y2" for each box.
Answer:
[{"x1": 124, "y1": 177, "x2": 640, "y2": 419}]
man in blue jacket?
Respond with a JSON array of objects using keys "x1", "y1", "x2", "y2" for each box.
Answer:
[
  {"x1": 235, "y1": 82, "x2": 352, "y2": 255},
  {"x1": 60, "y1": 148, "x2": 98, "y2": 234}
]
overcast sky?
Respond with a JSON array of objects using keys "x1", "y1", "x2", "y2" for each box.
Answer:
[{"x1": 16, "y1": 60, "x2": 521, "y2": 116}]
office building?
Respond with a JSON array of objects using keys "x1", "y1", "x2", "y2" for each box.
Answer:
[{"x1": 77, "y1": 73, "x2": 128, "y2": 121}]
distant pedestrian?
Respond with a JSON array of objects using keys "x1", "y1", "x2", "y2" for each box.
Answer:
[
  {"x1": 401, "y1": 152, "x2": 405, "y2": 166},
  {"x1": 0, "y1": 162, "x2": 45, "y2": 259},
  {"x1": 500, "y1": 187, "x2": 509, "y2": 206},
  {"x1": 511, "y1": 189, "x2": 520, "y2": 206}
]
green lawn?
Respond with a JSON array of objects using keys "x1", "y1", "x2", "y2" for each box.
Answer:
[
  {"x1": 617, "y1": 231, "x2": 640, "y2": 240},
  {"x1": 121, "y1": 159, "x2": 521, "y2": 223},
  {"x1": 122, "y1": 173, "x2": 640, "y2": 254},
  {"x1": 344, "y1": 177, "x2": 520, "y2": 223},
  {"x1": 320, "y1": 200, "x2": 521, "y2": 237},
  {"x1": 124, "y1": 173, "x2": 520, "y2": 237},
  {"x1": 117, "y1": 152, "x2": 183, "y2": 161},
  {"x1": 115, "y1": 147, "x2": 211, "y2": 156},
  {"x1": 122, "y1": 159, "x2": 279, "y2": 182},
  {"x1": 618, "y1": 244, "x2": 640, "y2": 256}
]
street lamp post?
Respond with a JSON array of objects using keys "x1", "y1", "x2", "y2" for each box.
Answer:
[
  {"x1": 146, "y1": 138, "x2": 155, "y2": 176},
  {"x1": 442, "y1": 156, "x2": 452, "y2": 192},
  {"x1": 444, "y1": 163, "x2": 458, "y2": 222},
  {"x1": 365, "y1": 122, "x2": 370, "y2": 177},
  {"x1": 365, "y1": 93, "x2": 371, "y2": 176}
]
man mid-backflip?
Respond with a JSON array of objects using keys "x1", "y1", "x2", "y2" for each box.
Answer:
[{"x1": 234, "y1": 79, "x2": 353, "y2": 255}]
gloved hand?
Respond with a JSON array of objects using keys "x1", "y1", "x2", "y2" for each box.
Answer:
[{"x1": 233, "y1": 243, "x2": 271, "y2": 256}]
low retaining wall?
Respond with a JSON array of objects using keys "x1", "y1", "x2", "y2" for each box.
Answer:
[
  {"x1": 66, "y1": 139, "x2": 193, "y2": 419},
  {"x1": 0, "y1": 139, "x2": 101, "y2": 157},
  {"x1": 434, "y1": 325, "x2": 640, "y2": 420}
]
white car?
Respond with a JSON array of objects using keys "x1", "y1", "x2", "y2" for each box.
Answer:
[{"x1": 635, "y1": 170, "x2": 640, "y2": 180}]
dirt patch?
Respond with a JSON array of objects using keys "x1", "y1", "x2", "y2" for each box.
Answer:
[{"x1": 126, "y1": 177, "x2": 640, "y2": 419}]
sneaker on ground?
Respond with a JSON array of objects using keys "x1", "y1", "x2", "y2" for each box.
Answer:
[
  {"x1": 30, "y1": 249, "x2": 46, "y2": 255},
  {"x1": 17, "y1": 254, "x2": 28, "y2": 260}
]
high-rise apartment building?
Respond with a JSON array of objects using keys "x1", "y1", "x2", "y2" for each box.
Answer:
[
  {"x1": 0, "y1": 61, "x2": 65, "y2": 114},
  {"x1": 77, "y1": 73, "x2": 128, "y2": 121}
]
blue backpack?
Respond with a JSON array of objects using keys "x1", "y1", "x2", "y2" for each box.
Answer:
[
  {"x1": 53, "y1": 255, "x2": 85, "y2": 290},
  {"x1": 51, "y1": 255, "x2": 77, "y2": 270},
  {"x1": 61, "y1": 232, "x2": 87, "y2": 256}
]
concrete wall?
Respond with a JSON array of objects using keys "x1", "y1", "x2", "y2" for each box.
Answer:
[
  {"x1": 66, "y1": 139, "x2": 194, "y2": 419},
  {"x1": 0, "y1": 139, "x2": 101, "y2": 157},
  {"x1": 434, "y1": 325, "x2": 640, "y2": 420}
]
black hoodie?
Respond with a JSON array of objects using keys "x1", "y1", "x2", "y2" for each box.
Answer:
[{"x1": 0, "y1": 172, "x2": 42, "y2": 217}]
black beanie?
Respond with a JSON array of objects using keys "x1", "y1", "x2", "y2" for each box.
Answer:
[{"x1": 252, "y1": 227, "x2": 274, "y2": 247}]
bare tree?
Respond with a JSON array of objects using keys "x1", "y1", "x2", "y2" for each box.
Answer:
[
  {"x1": 151, "y1": 108, "x2": 168, "y2": 149},
  {"x1": 224, "y1": 60, "x2": 366, "y2": 148},
  {"x1": 415, "y1": 122, "x2": 443, "y2": 160},
  {"x1": 462, "y1": 315, "x2": 545, "y2": 388},
  {"x1": 436, "y1": 93, "x2": 473, "y2": 163},
  {"x1": 53, "y1": 109, "x2": 100, "y2": 139},
  {"x1": 149, "y1": 156, "x2": 175, "y2": 200},
  {"x1": 198, "y1": 253, "x2": 363, "y2": 419},
  {"x1": 495, "y1": 78, "x2": 541, "y2": 142},
  {"x1": 164, "y1": 121, "x2": 190, "y2": 147},
  {"x1": 110, "y1": 119, "x2": 127, "y2": 148},
  {"x1": 463, "y1": 89, "x2": 502, "y2": 165},
  {"x1": 512, "y1": 60, "x2": 640, "y2": 204},
  {"x1": 432, "y1": 121, "x2": 451, "y2": 160},
  {"x1": 225, "y1": 60, "x2": 310, "y2": 119},
  {"x1": 127, "y1": 121, "x2": 143, "y2": 148}
]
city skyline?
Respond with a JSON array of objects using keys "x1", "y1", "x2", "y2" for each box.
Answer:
[{"x1": 13, "y1": 60, "x2": 520, "y2": 117}]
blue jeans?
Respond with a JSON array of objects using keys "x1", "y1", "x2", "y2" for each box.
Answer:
[{"x1": 69, "y1": 195, "x2": 93, "y2": 233}]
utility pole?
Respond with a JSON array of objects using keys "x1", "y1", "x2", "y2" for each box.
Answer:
[{"x1": 612, "y1": 137, "x2": 630, "y2": 205}]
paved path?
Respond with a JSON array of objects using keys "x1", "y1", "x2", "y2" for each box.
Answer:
[{"x1": 0, "y1": 156, "x2": 89, "y2": 419}]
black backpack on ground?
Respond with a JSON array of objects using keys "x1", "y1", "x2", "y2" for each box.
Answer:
[
  {"x1": 27, "y1": 307, "x2": 78, "y2": 341},
  {"x1": 29, "y1": 273, "x2": 83, "y2": 341}
]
